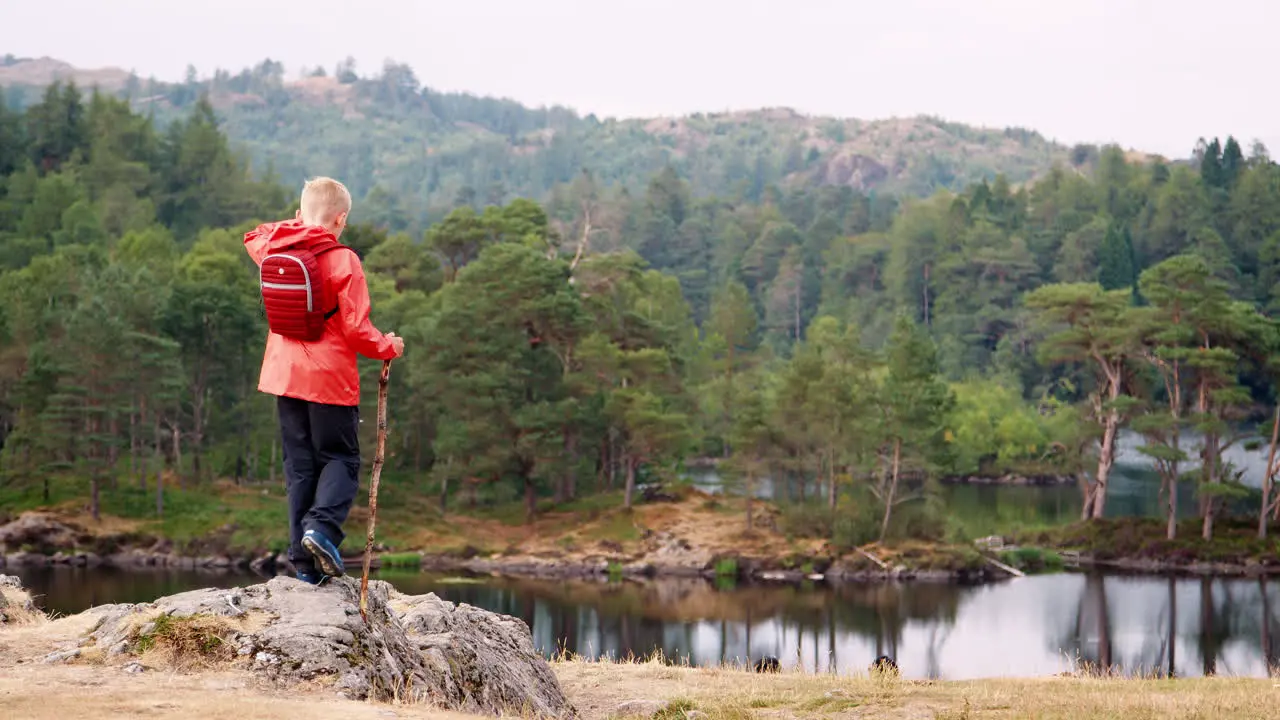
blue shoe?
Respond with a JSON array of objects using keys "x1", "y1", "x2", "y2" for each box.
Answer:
[
  {"x1": 301, "y1": 529, "x2": 345, "y2": 577},
  {"x1": 296, "y1": 570, "x2": 329, "y2": 586}
]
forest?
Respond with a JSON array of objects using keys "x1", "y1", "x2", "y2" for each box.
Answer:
[
  {"x1": 0, "y1": 55, "x2": 1067, "y2": 223},
  {"x1": 4, "y1": 80, "x2": 1280, "y2": 549}
]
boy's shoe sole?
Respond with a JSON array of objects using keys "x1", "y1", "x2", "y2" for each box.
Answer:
[{"x1": 302, "y1": 529, "x2": 345, "y2": 577}]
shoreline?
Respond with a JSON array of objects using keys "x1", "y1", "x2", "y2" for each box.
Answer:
[
  {"x1": 7, "y1": 499, "x2": 1280, "y2": 586},
  {"x1": 10, "y1": 544, "x2": 1280, "y2": 584},
  {"x1": 0, "y1": 546, "x2": 1005, "y2": 585}
]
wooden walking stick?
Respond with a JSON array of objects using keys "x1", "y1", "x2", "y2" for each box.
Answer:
[{"x1": 359, "y1": 359, "x2": 392, "y2": 623}]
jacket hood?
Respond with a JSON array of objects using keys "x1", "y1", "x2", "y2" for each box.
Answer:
[{"x1": 245, "y1": 220, "x2": 338, "y2": 252}]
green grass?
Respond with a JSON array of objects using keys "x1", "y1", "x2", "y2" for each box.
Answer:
[
  {"x1": 379, "y1": 551, "x2": 422, "y2": 569},
  {"x1": 1017, "y1": 517, "x2": 1280, "y2": 566},
  {"x1": 998, "y1": 546, "x2": 1065, "y2": 573},
  {"x1": 651, "y1": 698, "x2": 697, "y2": 720},
  {"x1": 583, "y1": 511, "x2": 642, "y2": 544},
  {"x1": 714, "y1": 557, "x2": 739, "y2": 578},
  {"x1": 132, "y1": 614, "x2": 235, "y2": 667}
]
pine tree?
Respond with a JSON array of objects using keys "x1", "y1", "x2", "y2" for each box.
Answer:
[
  {"x1": 1025, "y1": 283, "x2": 1137, "y2": 519},
  {"x1": 1221, "y1": 136, "x2": 1245, "y2": 187},
  {"x1": 874, "y1": 314, "x2": 954, "y2": 540},
  {"x1": 1097, "y1": 221, "x2": 1136, "y2": 292}
]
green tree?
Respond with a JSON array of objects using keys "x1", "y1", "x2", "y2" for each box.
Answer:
[
  {"x1": 1025, "y1": 283, "x2": 1136, "y2": 519},
  {"x1": 425, "y1": 206, "x2": 490, "y2": 282},
  {"x1": 726, "y1": 370, "x2": 776, "y2": 529},
  {"x1": 874, "y1": 314, "x2": 954, "y2": 540},
  {"x1": 1097, "y1": 221, "x2": 1136, "y2": 292},
  {"x1": 1133, "y1": 256, "x2": 1205, "y2": 539},
  {"x1": 421, "y1": 243, "x2": 582, "y2": 521},
  {"x1": 706, "y1": 280, "x2": 758, "y2": 454}
]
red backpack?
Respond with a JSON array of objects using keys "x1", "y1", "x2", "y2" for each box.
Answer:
[{"x1": 259, "y1": 236, "x2": 351, "y2": 341}]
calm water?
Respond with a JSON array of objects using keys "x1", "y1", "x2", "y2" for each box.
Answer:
[
  {"x1": 689, "y1": 428, "x2": 1270, "y2": 526},
  {"x1": 12, "y1": 566, "x2": 1280, "y2": 680}
]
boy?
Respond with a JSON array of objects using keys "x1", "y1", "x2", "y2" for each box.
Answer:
[{"x1": 244, "y1": 177, "x2": 404, "y2": 585}]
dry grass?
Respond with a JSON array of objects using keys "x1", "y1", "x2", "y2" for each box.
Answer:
[
  {"x1": 130, "y1": 614, "x2": 243, "y2": 671},
  {"x1": 554, "y1": 653, "x2": 1280, "y2": 720},
  {"x1": 402, "y1": 490, "x2": 819, "y2": 568},
  {"x1": 6, "y1": 612, "x2": 1280, "y2": 719},
  {"x1": 0, "y1": 584, "x2": 46, "y2": 627}
]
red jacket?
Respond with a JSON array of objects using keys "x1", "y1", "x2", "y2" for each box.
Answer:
[{"x1": 244, "y1": 220, "x2": 398, "y2": 406}]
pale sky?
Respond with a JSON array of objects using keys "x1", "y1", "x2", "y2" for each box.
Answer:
[{"x1": 4, "y1": 0, "x2": 1278, "y2": 158}]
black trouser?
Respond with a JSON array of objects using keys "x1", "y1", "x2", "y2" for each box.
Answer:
[{"x1": 276, "y1": 395, "x2": 360, "y2": 574}]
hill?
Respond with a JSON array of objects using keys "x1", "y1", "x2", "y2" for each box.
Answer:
[{"x1": 0, "y1": 55, "x2": 1084, "y2": 224}]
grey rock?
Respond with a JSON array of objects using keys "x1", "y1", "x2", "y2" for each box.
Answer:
[
  {"x1": 249, "y1": 553, "x2": 275, "y2": 574},
  {"x1": 5, "y1": 552, "x2": 48, "y2": 567},
  {"x1": 0, "y1": 513, "x2": 79, "y2": 554},
  {"x1": 254, "y1": 651, "x2": 281, "y2": 666},
  {"x1": 123, "y1": 661, "x2": 146, "y2": 674},
  {"x1": 614, "y1": 700, "x2": 669, "y2": 716},
  {"x1": 78, "y1": 576, "x2": 574, "y2": 718},
  {"x1": 42, "y1": 648, "x2": 81, "y2": 664},
  {"x1": 394, "y1": 592, "x2": 569, "y2": 718}
]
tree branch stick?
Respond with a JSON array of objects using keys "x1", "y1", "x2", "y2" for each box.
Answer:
[{"x1": 359, "y1": 359, "x2": 393, "y2": 623}]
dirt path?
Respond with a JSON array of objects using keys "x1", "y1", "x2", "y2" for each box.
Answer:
[{"x1": 0, "y1": 664, "x2": 467, "y2": 720}]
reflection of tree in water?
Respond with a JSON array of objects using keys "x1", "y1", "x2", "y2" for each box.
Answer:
[
  {"x1": 421, "y1": 575, "x2": 966, "y2": 674},
  {"x1": 1057, "y1": 573, "x2": 1115, "y2": 673},
  {"x1": 1052, "y1": 573, "x2": 1280, "y2": 678},
  {"x1": 1259, "y1": 578, "x2": 1280, "y2": 676},
  {"x1": 1055, "y1": 574, "x2": 1195, "y2": 677},
  {"x1": 15, "y1": 566, "x2": 255, "y2": 615}
]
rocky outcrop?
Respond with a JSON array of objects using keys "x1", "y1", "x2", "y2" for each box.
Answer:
[
  {"x1": 0, "y1": 513, "x2": 81, "y2": 555},
  {"x1": 395, "y1": 592, "x2": 569, "y2": 718},
  {"x1": 58, "y1": 576, "x2": 574, "y2": 717},
  {"x1": 0, "y1": 512, "x2": 265, "y2": 572}
]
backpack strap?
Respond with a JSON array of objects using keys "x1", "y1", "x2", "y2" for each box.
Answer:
[{"x1": 310, "y1": 240, "x2": 355, "y2": 321}]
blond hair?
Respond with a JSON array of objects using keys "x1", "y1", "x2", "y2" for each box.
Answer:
[{"x1": 299, "y1": 177, "x2": 352, "y2": 226}]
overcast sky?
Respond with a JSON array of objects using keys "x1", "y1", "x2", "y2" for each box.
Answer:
[{"x1": 5, "y1": 0, "x2": 1277, "y2": 158}]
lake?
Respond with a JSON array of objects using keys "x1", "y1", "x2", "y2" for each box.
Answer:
[
  {"x1": 11, "y1": 566, "x2": 1280, "y2": 680},
  {"x1": 688, "y1": 428, "x2": 1272, "y2": 529}
]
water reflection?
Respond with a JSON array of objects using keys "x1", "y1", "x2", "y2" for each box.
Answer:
[
  {"x1": 1050, "y1": 574, "x2": 1280, "y2": 678},
  {"x1": 13, "y1": 567, "x2": 1280, "y2": 679},
  {"x1": 691, "y1": 461, "x2": 1256, "y2": 527}
]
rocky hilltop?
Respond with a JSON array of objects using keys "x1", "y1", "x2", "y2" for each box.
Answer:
[
  {"x1": 0, "y1": 55, "x2": 1081, "y2": 208},
  {"x1": 1, "y1": 573, "x2": 573, "y2": 717}
]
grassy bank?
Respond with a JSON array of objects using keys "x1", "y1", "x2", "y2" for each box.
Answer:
[
  {"x1": 13, "y1": 472, "x2": 1279, "y2": 580},
  {"x1": 1016, "y1": 517, "x2": 1280, "y2": 572},
  {"x1": 0, "y1": 474, "x2": 1019, "y2": 578}
]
